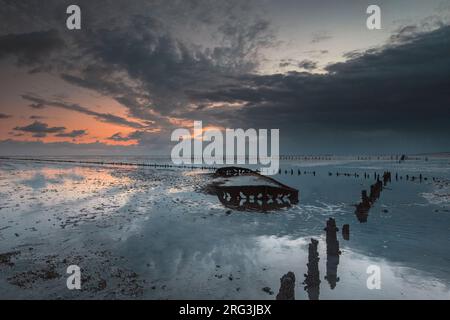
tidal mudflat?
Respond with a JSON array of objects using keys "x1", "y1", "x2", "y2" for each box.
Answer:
[{"x1": 0, "y1": 157, "x2": 449, "y2": 299}]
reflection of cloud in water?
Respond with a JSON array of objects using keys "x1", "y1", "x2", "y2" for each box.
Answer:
[
  {"x1": 300, "y1": 202, "x2": 347, "y2": 216},
  {"x1": 259, "y1": 236, "x2": 450, "y2": 299},
  {"x1": 421, "y1": 178, "x2": 450, "y2": 205},
  {"x1": 116, "y1": 217, "x2": 450, "y2": 299},
  {"x1": 115, "y1": 219, "x2": 434, "y2": 298},
  {"x1": 20, "y1": 171, "x2": 85, "y2": 189}
]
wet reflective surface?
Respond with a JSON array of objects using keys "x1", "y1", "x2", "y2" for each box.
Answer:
[{"x1": 0, "y1": 157, "x2": 449, "y2": 299}]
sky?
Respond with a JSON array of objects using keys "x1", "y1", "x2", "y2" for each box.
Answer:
[{"x1": 0, "y1": 0, "x2": 449, "y2": 155}]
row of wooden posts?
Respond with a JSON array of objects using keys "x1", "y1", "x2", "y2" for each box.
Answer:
[
  {"x1": 0, "y1": 157, "x2": 438, "y2": 182},
  {"x1": 277, "y1": 167, "x2": 435, "y2": 182}
]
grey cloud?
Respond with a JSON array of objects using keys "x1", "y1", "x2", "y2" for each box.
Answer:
[
  {"x1": 55, "y1": 130, "x2": 87, "y2": 138},
  {"x1": 21, "y1": 95, "x2": 145, "y2": 129},
  {"x1": 1, "y1": 1, "x2": 449, "y2": 154},
  {"x1": 0, "y1": 30, "x2": 64, "y2": 67},
  {"x1": 9, "y1": 132, "x2": 24, "y2": 137},
  {"x1": 49, "y1": 12, "x2": 275, "y2": 133},
  {"x1": 279, "y1": 59, "x2": 297, "y2": 68},
  {"x1": 108, "y1": 130, "x2": 157, "y2": 143},
  {"x1": 60, "y1": 72, "x2": 168, "y2": 127},
  {"x1": 390, "y1": 25, "x2": 420, "y2": 43},
  {"x1": 310, "y1": 31, "x2": 332, "y2": 44},
  {"x1": 298, "y1": 59, "x2": 317, "y2": 70},
  {"x1": 0, "y1": 113, "x2": 12, "y2": 119},
  {"x1": 83, "y1": 17, "x2": 229, "y2": 116},
  {"x1": 0, "y1": 139, "x2": 167, "y2": 156},
  {"x1": 213, "y1": 18, "x2": 275, "y2": 72},
  {"x1": 1, "y1": 1, "x2": 275, "y2": 122},
  {"x1": 304, "y1": 50, "x2": 329, "y2": 55},
  {"x1": 31, "y1": 132, "x2": 47, "y2": 138},
  {"x1": 108, "y1": 132, "x2": 134, "y2": 142},
  {"x1": 183, "y1": 25, "x2": 450, "y2": 153},
  {"x1": 29, "y1": 103, "x2": 45, "y2": 109},
  {"x1": 106, "y1": 130, "x2": 173, "y2": 152},
  {"x1": 14, "y1": 121, "x2": 66, "y2": 137}
]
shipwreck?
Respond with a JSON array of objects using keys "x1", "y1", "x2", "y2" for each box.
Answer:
[{"x1": 210, "y1": 166, "x2": 299, "y2": 212}]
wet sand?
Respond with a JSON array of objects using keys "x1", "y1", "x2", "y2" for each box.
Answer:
[{"x1": 0, "y1": 158, "x2": 449, "y2": 299}]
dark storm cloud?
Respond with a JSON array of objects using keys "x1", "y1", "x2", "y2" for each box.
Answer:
[
  {"x1": 21, "y1": 95, "x2": 145, "y2": 129},
  {"x1": 74, "y1": 14, "x2": 273, "y2": 117},
  {"x1": 185, "y1": 24, "x2": 450, "y2": 139},
  {"x1": 213, "y1": 18, "x2": 275, "y2": 71},
  {"x1": 60, "y1": 72, "x2": 168, "y2": 128},
  {"x1": 1, "y1": 0, "x2": 275, "y2": 124},
  {"x1": 14, "y1": 121, "x2": 66, "y2": 137},
  {"x1": 0, "y1": 30, "x2": 64, "y2": 67},
  {"x1": 55, "y1": 130, "x2": 87, "y2": 138},
  {"x1": 0, "y1": 113, "x2": 12, "y2": 119},
  {"x1": 0, "y1": 0, "x2": 275, "y2": 141},
  {"x1": 1, "y1": 0, "x2": 449, "y2": 153}
]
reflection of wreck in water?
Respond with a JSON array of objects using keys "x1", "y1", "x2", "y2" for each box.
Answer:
[
  {"x1": 355, "y1": 172, "x2": 391, "y2": 222},
  {"x1": 324, "y1": 218, "x2": 341, "y2": 289},
  {"x1": 212, "y1": 167, "x2": 299, "y2": 212},
  {"x1": 303, "y1": 238, "x2": 320, "y2": 300}
]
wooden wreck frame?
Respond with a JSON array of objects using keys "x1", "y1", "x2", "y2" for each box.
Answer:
[{"x1": 213, "y1": 167, "x2": 299, "y2": 211}]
